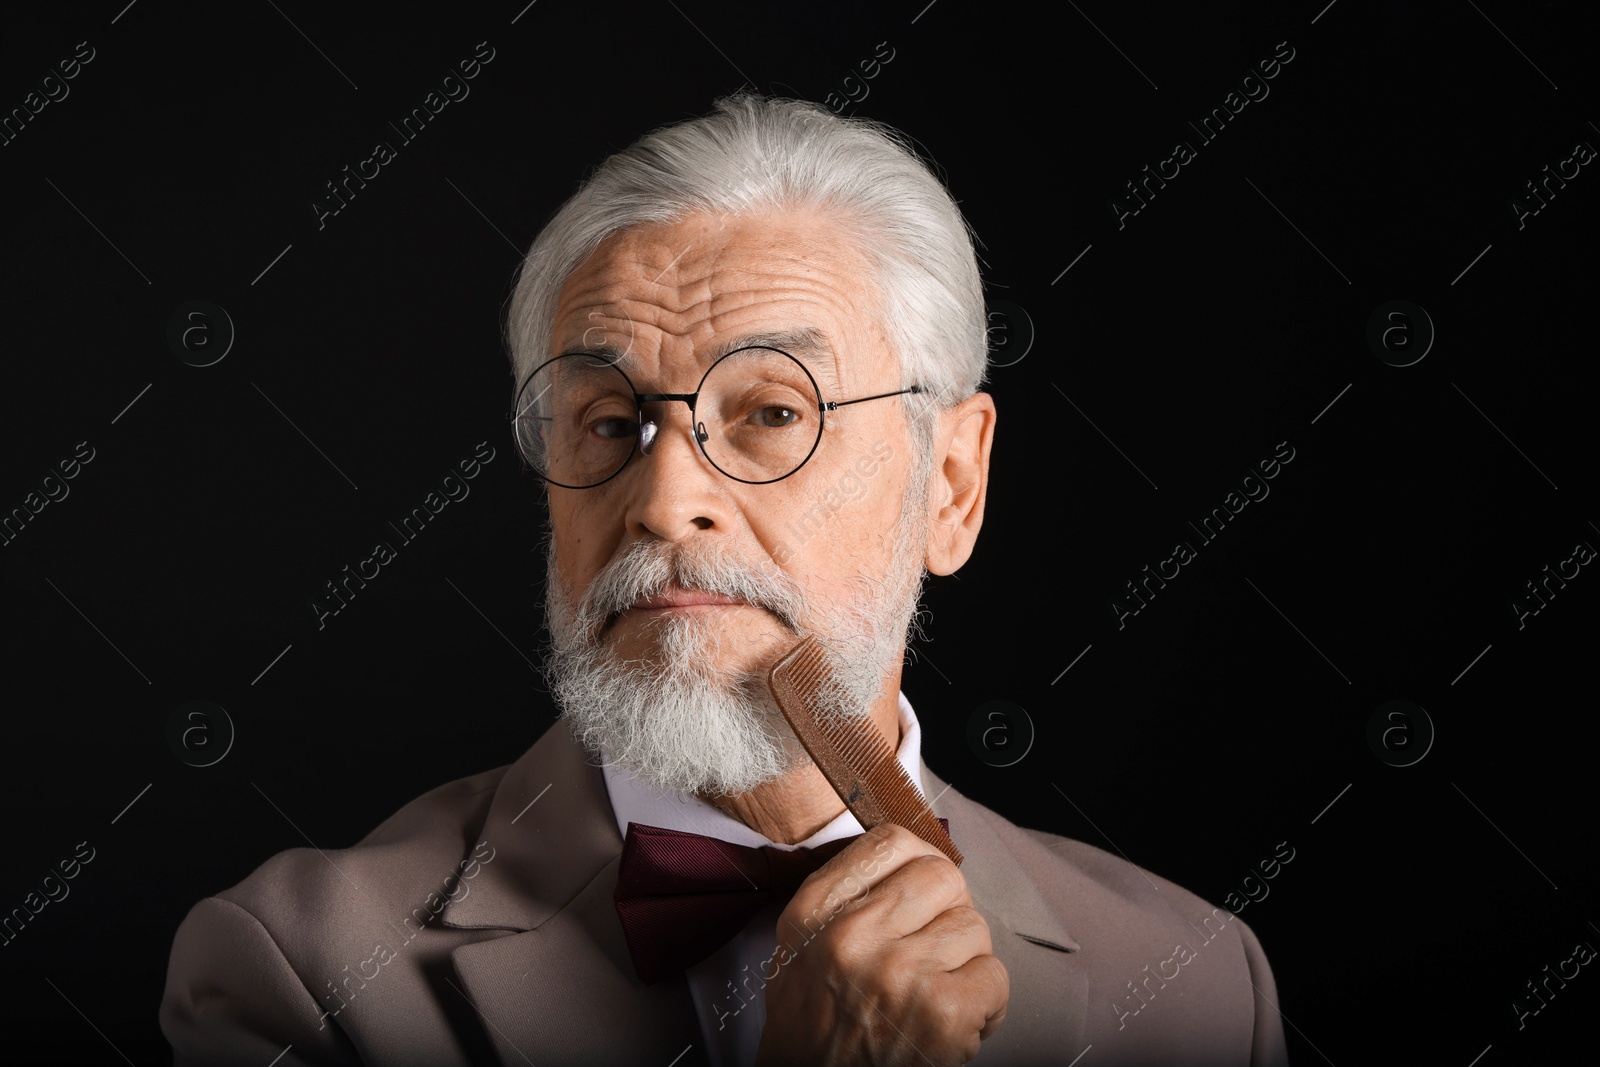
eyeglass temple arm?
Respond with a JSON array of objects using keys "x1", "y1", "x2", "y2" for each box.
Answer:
[{"x1": 821, "y1": 384, "x2": 924, "y2": 412}]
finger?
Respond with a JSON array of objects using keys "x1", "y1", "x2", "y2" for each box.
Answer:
[
  {"x1": 889, "y1": 956, "x2": 1007, "y2": 1064},
  {"x1": 944, "y1": 952, "x2": 1010, "y2": 1041},
  {"x1": 865, "y1": 851, "x2": 974, "y2": 924},
  {"x1": 784, "y1": 823, "x2": 944, "y2": 922},
  {"x1": 826, "y1": 852, "x2": 973, "y2": 944},
  {"x1": 894, "y1": 904, "x2": 993, "y2": 974}
]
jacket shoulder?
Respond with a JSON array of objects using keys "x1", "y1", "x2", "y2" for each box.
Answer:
[
  {"x1": 220, "y1": 764, "x2": 507, "y2": 925},
  {"x1": 1018, "y1": 822, "x2": 1221, "y2": 912},
  {"x1": 1006, "y1": 816, "x2": 1252, "y2": 950},
  {"x1": 942, "y1": 793, "x2": 1289, "y2": 1062},
  {"x1": 944, "y1": 787, "x2": 1224, "y2": 919},
  {"x1": 162, "y1": 764, "x2": 512, "y2": 1064}
]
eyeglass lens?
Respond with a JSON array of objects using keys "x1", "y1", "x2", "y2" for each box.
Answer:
[{"x1": 514, "y1": 348, "x2": 824, "y2": 487}]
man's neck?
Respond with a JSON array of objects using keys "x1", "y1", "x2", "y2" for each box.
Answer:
[{"x1": 702, "y1": 692, "x2": 904, "y2": 845}]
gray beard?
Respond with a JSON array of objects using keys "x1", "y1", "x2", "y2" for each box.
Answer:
[{"x1": 540, "y1": 504, "x2": 928, "y2": 798}]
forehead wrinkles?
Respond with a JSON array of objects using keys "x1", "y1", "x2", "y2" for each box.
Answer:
[{"x1": 555, "y1": 241, "x2": 873, "y2": 352}]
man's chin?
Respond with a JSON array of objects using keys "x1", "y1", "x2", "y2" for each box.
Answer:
[
  {"x1": 579, "y1": 665, "x2": 818, "y2": 794},
  {"x1": 623, "y1": 751, "x2": 810, "y2": 799},
  {"x1": 600, "y1": 609, "x2": 795, "y2": 675},
  {"x1": 591, "y1": 722, "x2": 812, "y2": 799}
]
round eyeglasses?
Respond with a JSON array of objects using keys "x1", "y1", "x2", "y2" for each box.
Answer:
[{"x1": 512, "y1": 346, "x2": 923, "y2": 488}]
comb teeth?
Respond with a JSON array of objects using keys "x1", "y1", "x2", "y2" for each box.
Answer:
[{"x1": 769, "y1": 636, "x2": 962, "y2": 866}]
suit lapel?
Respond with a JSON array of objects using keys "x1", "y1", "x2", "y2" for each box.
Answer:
[
  {"x1": 439, "y1": 722, "x2": 705, "y2": 1064},
  {"x1": 448, "y1": 869, "x2": 705, "y2": 1065},
  {"x1": 923, "y1": 765, "x2": 1090, "y2": 1061}
]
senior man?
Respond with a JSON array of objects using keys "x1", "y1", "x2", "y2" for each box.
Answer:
[{"x1": 161, "y1": 94, "x2": 1289, "y2": 1066}]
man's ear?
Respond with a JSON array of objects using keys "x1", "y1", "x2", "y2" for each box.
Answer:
[{"x1": 923, "y1": 391, "x2": 996, "y2": 576}]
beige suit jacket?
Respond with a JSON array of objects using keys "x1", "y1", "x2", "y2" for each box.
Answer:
[{"x1": 161, "y1": 721, "x2": 1290, "y2": 1065}]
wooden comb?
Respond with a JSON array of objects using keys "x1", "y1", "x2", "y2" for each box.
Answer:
[{"x1": 768, "y1": 636, "x2": 962, "y2": 866}]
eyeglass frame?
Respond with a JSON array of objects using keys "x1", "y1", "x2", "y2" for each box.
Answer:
[{"x1": 512, "y1": 344, "x2": 925, "y2": 489}]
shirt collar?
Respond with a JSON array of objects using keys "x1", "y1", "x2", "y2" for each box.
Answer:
[{"x1": 600, "y1": 691, "x2": 927, "y2": 851}]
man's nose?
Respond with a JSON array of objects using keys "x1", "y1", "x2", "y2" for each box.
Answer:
[{"x1": 624, "y1": 401, "x2": 725, "y2": 537}]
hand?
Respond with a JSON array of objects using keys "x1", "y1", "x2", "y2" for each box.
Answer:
[{"x1": 755, "y1": 823, "x2": 1009, "y2": 1066}]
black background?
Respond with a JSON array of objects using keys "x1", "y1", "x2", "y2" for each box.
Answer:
[{"x1": 2, "y1": 1, "x2": 1595, "y2": 1063}]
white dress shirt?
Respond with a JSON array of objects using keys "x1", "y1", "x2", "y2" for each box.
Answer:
[{"x1": 600, "y1": 691, "x2": 930, "y2": 1067}]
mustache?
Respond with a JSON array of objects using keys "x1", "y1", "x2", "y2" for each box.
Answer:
[{"x1": 572, "y1": 539, "x2": 810, "y2": 640}]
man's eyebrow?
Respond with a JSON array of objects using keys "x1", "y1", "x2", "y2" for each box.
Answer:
[
  {"x1": 710, "y1": 328, "x2": 831, "y2": 361},
  {"x1": 556, "y1": 329, "x2": 843, "y2": 387},
  {"x1": 713, "y1": 329, "x2": 841, "y2": 387}
]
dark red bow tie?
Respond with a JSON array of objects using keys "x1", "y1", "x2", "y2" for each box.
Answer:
[{"x1": 613, "y1": 819, "x2": 950, "y2": 985}]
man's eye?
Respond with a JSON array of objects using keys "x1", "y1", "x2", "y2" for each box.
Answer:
[
  {"x1": 593, "y1": 417, "x2": 638, "y2": 439},
  {"x1": 753, "y1": 406, "x2": 799, "y2": 428}
]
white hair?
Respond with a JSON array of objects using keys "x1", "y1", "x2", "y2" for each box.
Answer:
[{"x1": 503, "y1": 92, "x2": 990, "y2": 477}]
